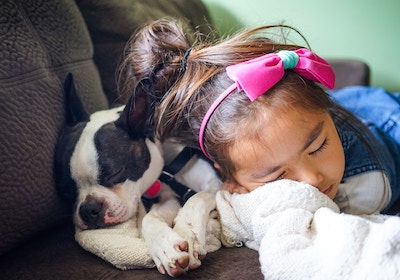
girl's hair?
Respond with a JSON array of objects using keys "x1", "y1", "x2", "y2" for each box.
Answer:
[
  {"x1": 119, "y1": 19, "x2": 382, "y2": 181},
  {"x1": 117, "y1": 17, "x2": 213, "y2": 103}
]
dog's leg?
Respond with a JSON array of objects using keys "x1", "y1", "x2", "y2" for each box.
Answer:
[
  {"x1": 142, "y1": 184, "x2": 193, "y2": 276},
  {"x1": 173, "y1": 190, "x2": 220, "y2": 270}
]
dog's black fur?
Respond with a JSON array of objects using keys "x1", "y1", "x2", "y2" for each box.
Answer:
[
  {"x1": 54, "y1": 74, "x2": 221, "y2": 276},
  {"x1": 55, "y1": 74, "x2": 162, "y2": 229}
]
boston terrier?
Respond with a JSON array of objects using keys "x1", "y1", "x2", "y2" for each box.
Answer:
[{"x1": 55, "y1": 74, "x2": 222, "y2": 276}]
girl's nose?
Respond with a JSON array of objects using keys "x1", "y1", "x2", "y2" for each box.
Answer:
[{"x1": 295, "y1": 161, "x2": 324, "y2": 189}]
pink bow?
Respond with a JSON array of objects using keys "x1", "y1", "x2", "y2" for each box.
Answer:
[
  {"x1": 199, "y1": 48, "x2": 335, "y2": 158},
  {"x1": 226, "y1": 48, "x2": 335, "y2": 101}
]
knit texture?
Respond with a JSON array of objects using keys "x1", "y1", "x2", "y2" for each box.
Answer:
[
  {"x1": 75, "y1": 208, "x2": 155, "y2": 270},
  {"x1": 75, "y1": 196, "x2": 222, "y2": 270},
  {"x1": 216, "y1": 179, "x2": 400, "y2": 279}
]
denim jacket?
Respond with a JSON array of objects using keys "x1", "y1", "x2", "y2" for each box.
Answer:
[{"x1": 330, "y1": 86, "x2": 400, "y2": 212}]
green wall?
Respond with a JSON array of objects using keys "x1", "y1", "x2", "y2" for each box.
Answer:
[{"x1": 203, "y1": 0, "x2": 400, "y2": 92}]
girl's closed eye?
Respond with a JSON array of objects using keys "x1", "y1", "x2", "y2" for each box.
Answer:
[
  {"x1": 274, "y1": 172, "x2": 286, "y2": 181},
  {"x1": 265, "y1": 171, "x2": 286, "y2": 184},
  {"x1": 310, "y1": 138, "x2": 328, "y2": 155}
]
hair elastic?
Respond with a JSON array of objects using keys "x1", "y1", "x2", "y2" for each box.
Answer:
[
  {"x1": 181, "y1": 48, "x2": 192, "y2": 73},
  {"x1": 198, "y1": 48, "x2": 335, "y2": 158}
]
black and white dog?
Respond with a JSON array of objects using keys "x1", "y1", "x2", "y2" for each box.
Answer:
[{"x1": 55, "y1": 74, "x2": 221, "y2": 276}]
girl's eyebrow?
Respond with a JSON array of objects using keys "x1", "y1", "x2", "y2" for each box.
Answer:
[{"x1": 250, "y1": 120, "x2": 325, "y2": 179}]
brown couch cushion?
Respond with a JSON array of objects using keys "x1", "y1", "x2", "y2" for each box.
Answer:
[
  {"x1": 0, "y1": 218, "x2": 263, "y2": 279},
  {"x1": 327, "y1": 59, "x2": 370, "y2": 89},
  {"x1": 77, "y1": 0, "x2": 215, "y2": 104},
  {"x1": 0, "y1": 0, "x2": 108, "y2": 255}
]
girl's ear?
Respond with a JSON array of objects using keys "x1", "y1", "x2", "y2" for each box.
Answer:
[{"x1": 222, "y1": 179, "x2": 250, "y2": 194}]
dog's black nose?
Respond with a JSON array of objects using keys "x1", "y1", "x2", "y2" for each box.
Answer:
[{"x1": 79, "y1": 200, "x2": 103, "y2": 229}]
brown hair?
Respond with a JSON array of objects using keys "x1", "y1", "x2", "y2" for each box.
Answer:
[
  {"x1": 118, "y1": 18, "x2": 196, "y2": 102},
  {"x1": 119, "y1": 19, "x2": 381, "y2": 182}
]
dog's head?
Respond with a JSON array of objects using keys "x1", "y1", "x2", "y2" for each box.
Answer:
[{"x1": 55, "y1": 74, "x2": 164, "y2": 230}]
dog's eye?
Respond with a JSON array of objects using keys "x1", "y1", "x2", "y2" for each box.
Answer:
[{"x1": 102, "y1": 167, "x2": 125, "y2": 187}]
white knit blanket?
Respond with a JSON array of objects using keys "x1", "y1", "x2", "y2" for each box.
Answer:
[
  {"x1": 74, "y1": 198, "x2": 221, "y2": 270},
  {"x1": 216, "y1": 179, "x2": 400, "y2": 280},
  {"x1": 75, "y1": 214, "x2": 155, "y2": 270}
]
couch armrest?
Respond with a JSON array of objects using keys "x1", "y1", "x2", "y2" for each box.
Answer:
[{"x1": 327, "y1": 59, "x2": 370, "y2": 89}]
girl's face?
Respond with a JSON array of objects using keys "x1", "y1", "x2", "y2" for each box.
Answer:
[{"x1": 224, "y1": 106, "x2": 345, "y2": 200}]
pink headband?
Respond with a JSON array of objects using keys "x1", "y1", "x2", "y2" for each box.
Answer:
[{"x1": 199, "y1": 48, "x2": 335, "y2": 158}]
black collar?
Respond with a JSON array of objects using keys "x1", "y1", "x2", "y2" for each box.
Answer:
[
  {"x1": 159, "y1": 147, "x2": 203, "y2": 204},
  {"x1": 142, "y1": 147, "x2": 206, "y2": 210}
]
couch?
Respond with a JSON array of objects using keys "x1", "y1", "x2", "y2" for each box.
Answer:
[{"x1": 0, "y1": 0, "x2": 384, "y2": 279}]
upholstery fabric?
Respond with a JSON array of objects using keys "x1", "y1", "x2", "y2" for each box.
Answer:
[
  {"x1": 0, "y1": 0, "x2": 108, "y2": 255},
  {"x1": 76, "y1": 0, "x2": 215, "y2": 104},
  {"x1": 0, "y1": 218, "x2": 264, "y2": 280},
  {"x1": 327, "y1": 59, "x2": 370, "y2": 90}
]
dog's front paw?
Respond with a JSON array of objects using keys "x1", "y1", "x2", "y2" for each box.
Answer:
[
  {"x1": 205, "y1": 209, "x2": 222, "y2": 252},
  {"x1": 172, "y1": 192, "x2": 219, "y2": 271},
  {"x1": 173, "y1": 220, "x2": 206, "y2": 270},
  {"x1": 156, "y1": 241, "x2": 191, "y2": 276},
  {"x1": 148, "y1": 227, "x2": 193, "y2": 277}
]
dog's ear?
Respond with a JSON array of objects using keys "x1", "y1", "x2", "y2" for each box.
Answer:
[
  {"x1": 115, "y1": 78, "x2": 154, "y2": 138},
  {"x1": 63, "y1": 73, "x2": 90, "y2": 126}
]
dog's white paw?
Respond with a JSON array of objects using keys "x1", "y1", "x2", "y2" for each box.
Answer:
[
  {"x1": 205, "y1": 209, "x2": 222, "y2": 252},
  {"x1": 171, "y1": 191, "x2": 219, "y2": 271},
  {"x1": 143, "y1": 190, "x2": 220, "y2": 277},
  {"x1": 173, "y1": 218, "x2": 206, "y2": 269},
  {"x1": 147, "y1": 226, "x2": 193, "y2": 276}
]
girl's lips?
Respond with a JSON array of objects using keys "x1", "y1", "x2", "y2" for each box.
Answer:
[{"x1": 323, "y1": 185, "x2": 333, "y2": 195}]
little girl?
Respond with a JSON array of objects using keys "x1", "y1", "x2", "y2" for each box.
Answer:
[{"x1": 120, "y1": 19, "x2": 400, "y2": 215}]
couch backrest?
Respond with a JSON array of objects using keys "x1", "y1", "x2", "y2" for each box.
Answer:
[
  {"x1": 0, "y1": 0, "x2": 213, "y2": 255},
  {"x1": 327, "y1": 59, "x2": 370, "y2": 89},
  {"x1": 76, "y1": 0, "x2": 214, "y2": 105},
  {"x1": 0, "y1": 0, "x2": 108, "y2": 255}
]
